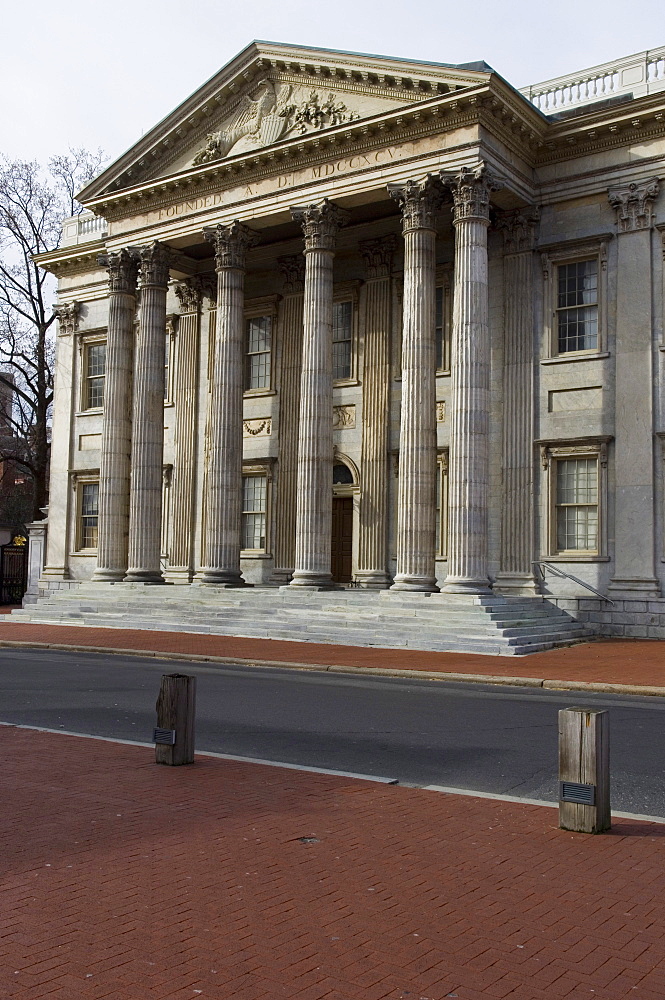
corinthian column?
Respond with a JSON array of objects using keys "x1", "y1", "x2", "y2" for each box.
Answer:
[
  {"x1": 388, "y1": 178, "x2": 440, "y2": 592},
  {"x1": 289, "y1": 199, "x2": 349, "y2": 589},
  {"x1": 441, "y1": 163, "x2": 499, "y2": 594},
  {"x1": 496, "y1": 208, "x2": 539, "y2": 595},
  {"x1": 125, "y1": 241, "x2": 172, "y2": 583},
  {"x1": 198, "y1": 221, "x2": 259, "y2": 586},
  {"x1": 356, "y1": 235, "x2": 396, "y2": 588},
  {"x1": 93, "y1": 249, "x2": 139, "y2": 581},
  {"x1": 167, "y1": 277, "x2": 215, "y2": 582}
]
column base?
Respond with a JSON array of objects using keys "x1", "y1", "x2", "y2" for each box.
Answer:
[
  {"x1": 354, "y1": 570, "x2": 392, "y2": 590},
  {"x1": 123, "y1": 571, "x2": 166, "y2": 584},
  {"x1": 287, "y1": 570, "x2": 337, "y2": 589},
  {"x1": 164, "y1": 567, "x2": 194, "y2": 585},
  {"x1": 195, "y1": 570, "x2": 251, "y2": 587},
  {"x1": 92, "y1": 568, "x2": 127, "y2": 583},
  {"x1": 390, "y1": 574, "x2": 439, "y2": 593},
  {"x1": 442, "y1": 576, "x2": 492, "y2": 595},
  {"x1": 493, "y1": 572, "x2": 538, "y2": 597},
  {"x1": 607, "y1": 577, "x2": 661, "y2": 598}
]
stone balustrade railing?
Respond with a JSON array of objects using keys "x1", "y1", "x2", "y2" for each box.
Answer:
[
  {"x1": 60, "y1": 213, "x2": 108, "y2": 248},
  {"x1": 520, "y1": 46, "x2": 665, "y2": 114}
]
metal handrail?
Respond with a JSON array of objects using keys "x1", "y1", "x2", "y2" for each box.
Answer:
[{"x1": 533, "y1": 561, "x2": 615, "y2": 606}]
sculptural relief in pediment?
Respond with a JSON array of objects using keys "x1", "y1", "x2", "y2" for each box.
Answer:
[{"x1": 189, "y1": 78, "x2": 383, "y2": 166}]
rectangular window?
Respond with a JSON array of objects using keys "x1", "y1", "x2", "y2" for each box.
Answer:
[
  {"x1": 333, "y1": 300, "x2": 353, "y2": 381},
  {"x1": 79, "y1": 481, "x2": 99, "y2": 549},
  {"x1": 556, "y1": 260, "x2": 598, "y2": 354},
  {"x1": 242, "y1": 474, "x2": 267, "y2": 550},
  {"x1": 435, "y1": 283, "x2": 451, "y2": 372},
  {"x1": 555, "y1": 457, "x2": 599, "y2": 552},
  {"x1": 85, "y1": 342, "x2": 106, "y2": 409},
  {"x1": 246, "y1": 316, "x2": 272, "y2": 390}
]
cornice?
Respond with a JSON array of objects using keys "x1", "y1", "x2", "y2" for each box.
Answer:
[
  {"x1": 80, "y1": 43, "x2": 491, "y2": 203},
  {"x1": 33, "y1": 240, "x2": 107, "y2": 278},
  {"x1": 88, "y1": 86, "x2": 511, "y2": 223},
  {"x1": 532, "y1": 91, "x2": 665, "y2": 164}
]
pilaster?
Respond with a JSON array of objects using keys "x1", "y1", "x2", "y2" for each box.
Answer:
[
  {"x1": 198, "y1": 221, "x2": 259, "y2": 586},
  {"x1": 441, "y1": 163, "x2": 500, "y2": 595},
  {"x1": 93, "y1": 249, "x2": 139, "y2": 581},
  {"x1": 125, "y1": 241, "x2": 172, "y2": 583},
  {"x1": 607, "y1": 178, "x2": 661, "y2": 597},
  {"x1": 495, "y1": 208, "x2": 539, "y2": 596},
  {"x1": 356, "y1": 235, "x2": 396, "y2": 588},
  {"x1": 289, "y1": 199, "x2": 349, "y2": 589},
  {"x1": 388, "y1": 177, "x2": 441, "y2": 592}
]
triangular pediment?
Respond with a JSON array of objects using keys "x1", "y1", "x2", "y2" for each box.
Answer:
[{"x1": 78, "y1": 41, "x2": 492, "y2": 203}]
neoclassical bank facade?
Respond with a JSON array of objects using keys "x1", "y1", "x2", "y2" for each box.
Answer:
[{"x1": 34, "y1": 41, "x2": 665, "y2": 637}]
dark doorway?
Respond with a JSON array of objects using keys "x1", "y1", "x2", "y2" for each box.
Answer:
[{"x1": 331, "y1": 497, "x2": 353, "y2": 583}]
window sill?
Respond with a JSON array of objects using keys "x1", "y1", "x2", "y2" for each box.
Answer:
[
  {"x1": 75, "y1": 408, "x2": 104, "y2": 417},
  {"x1": 436, "y1": 370, "x2": 451, "y2": 378},
  {"x1": 542, "y1": 554, "x2": 610, "y2": 563},
  {"x1": 540, "y1": 352, "x2": 610, "y2": 366},
  {"x1": 240, "y1": 551, "x2": 272, "y2": 560},
  {"x1": 333, "y1": 378, "x2": 360, "y2": 388},
  {"x1": 69, "y1": 550, "x2": 97, "y2": 557},
  {"x1": 244, "y1": 388, "x2": 276, "y2": 399}
]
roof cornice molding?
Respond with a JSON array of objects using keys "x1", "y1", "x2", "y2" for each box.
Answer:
[{"x1": 79, "y1": 41, "x2": 493, "y2": 205}]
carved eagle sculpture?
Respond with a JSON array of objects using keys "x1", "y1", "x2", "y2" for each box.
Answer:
[{"x1": 193, "y1": 80, "x2": 292, "y2": 164}]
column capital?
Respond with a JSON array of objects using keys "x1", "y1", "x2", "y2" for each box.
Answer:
[
  {"x1": 441, "y1": 163, "x2": 500, "y2": 225},
  {"x1": 204, "y1": 221, "x2": 259, "y2": 270},
  {"x1": 608, "y1": 177, "x2": 660, "y2": 233},
  {"x1": 359, "y1": 234, "x2": 398, "y2": 278},
  {"x1": 98, "y1": 248, "x2": 140, "y2": 294},
  {"x1": 278, "y1": 253, "x2": 306, "y2": 293},
  {"x1": 291, "y1": 199, "x2": 350, "y2": 252},
  {"x1": 496, "y1": 206, "x2": 540, "y2": 253},
  {"x1": 53, "y1": 301, "x2": 80, "y2": 335},
  {"x1": 174, "y1": 274, "x2": 217, "y2": 313},
  {"x1": 138, "y1": 241, "x2": 174, "y2": 288},
  {"x1": 388, "y1": 177, "x2": 442, "y2": 234}
]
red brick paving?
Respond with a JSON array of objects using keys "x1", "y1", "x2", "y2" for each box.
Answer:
[
  {"x1": 2, "y1": 726, "x2": 665, "y2": 1000},
  {"x1": 1, "y1": 618, "x2": 665, "y2": 688}
]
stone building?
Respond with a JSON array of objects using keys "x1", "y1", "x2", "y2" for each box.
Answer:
[{"x1": 25, "y1": 41, "x2": 665, "y2": 648}]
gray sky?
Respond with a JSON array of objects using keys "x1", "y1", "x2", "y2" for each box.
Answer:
[{"x1": 2, "y1": 0, "x2": 663, "y2": 168}]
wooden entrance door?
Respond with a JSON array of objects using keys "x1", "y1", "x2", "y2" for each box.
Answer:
[{"x1": 331, "y1": 497, "x2": 353, "y2": 583}]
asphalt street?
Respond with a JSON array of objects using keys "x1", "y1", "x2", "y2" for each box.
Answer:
[{"x1": 1, "y1": 647, "x2": 663, "y2": 816}]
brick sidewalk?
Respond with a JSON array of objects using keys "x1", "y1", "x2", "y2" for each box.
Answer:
[
  {"x1": 1, "y1": 618, "x2": 665, "y2": 689},
  {"x1": 2, "y1": 726, "x2": 665, "y2": 1000}
]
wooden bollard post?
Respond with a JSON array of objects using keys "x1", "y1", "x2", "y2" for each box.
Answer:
[
  {"x1": 154, "y1": 673, "x2": 196, "y2": 765},
  {"x1": 558, "y1": 707, "x2": 610, "y2": 833}
]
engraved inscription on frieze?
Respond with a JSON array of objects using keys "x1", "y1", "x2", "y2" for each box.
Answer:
[{"x1": 436, "y1": 401, "x2": 446, "y2": 423}]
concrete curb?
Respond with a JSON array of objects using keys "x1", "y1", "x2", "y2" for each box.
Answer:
[{"x1": 1, "y1": 637, "x2": 664, "y2": 696}]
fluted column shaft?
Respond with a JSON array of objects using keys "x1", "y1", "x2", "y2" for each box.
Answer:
[
  {"x1": 272, "y1": 256, "x2": 305, "y2": 582},
  {"x1": 125, "y1": 242, "x2": 172, "y2": 582},
  {"x1": 199, "y1": 222, "x2": 258, "y2": 586},
  {"x1": 289, "y1": 199, "x2": 349, "y2": 588},
  {"x1": 168, "y1": 279, "x2": 212, "y2": 581},
  {"x1": 389, "y1": 179, "x2": 440, "y2": 592},
  {"x1": 442, "y1": 164, "x2": 499, "y2": 594},
  {"x1": 497, "y1": 210, "x2": 539, "y2": 594},
  {"x1": 357, "y1": 237, "x2": 396, "y2": 588},
  {"x1": 93, "y1": 250, "x2": 139, "y2": 581}
]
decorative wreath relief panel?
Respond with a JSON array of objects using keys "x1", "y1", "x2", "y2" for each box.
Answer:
[{"x1": 192, "y1": 79, "x2": 370, "y2": 164}]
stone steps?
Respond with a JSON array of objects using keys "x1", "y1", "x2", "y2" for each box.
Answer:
[{"x1": 11, "y1": 583, "x2": 592, "y2": 657}]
